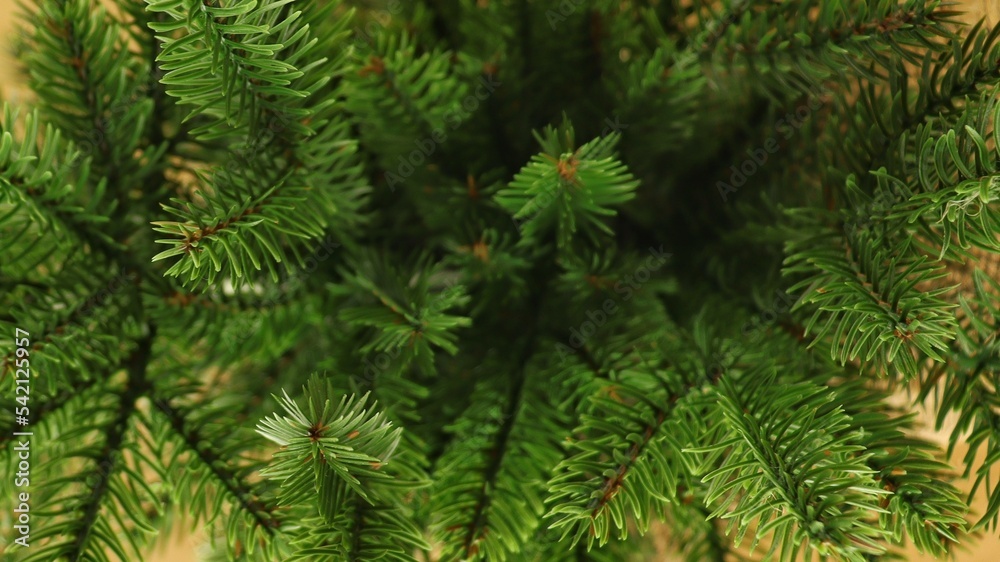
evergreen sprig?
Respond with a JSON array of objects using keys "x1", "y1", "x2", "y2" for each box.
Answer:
[
  {"x1": 695, "y1": 372, "x2": 890, "y2": 562},
  {"x1": 257, "y1": 375, "x2": 402, "y2": 507},
  {"x1": 495, "y1": 120, "x2": 640, "y2": 250},
  {"x1": 698, "y1": 0, "x2": 959, "y2": 98},
  {"x1": 5, "y1": 0, "x2": 1000, "y2": 560},
  {"x1": 785, "y1": 223, "x2": 958, "y2": 379},
  {"x1": 146, "y1": 0, "x2": 309, "y2": 138}
]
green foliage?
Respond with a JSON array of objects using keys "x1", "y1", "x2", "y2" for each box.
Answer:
[
  {"x1": 785, "y1": 224, "x2": 959, "y2": 379},
  {"x1": 696, "y1": 373, "x2": 890, "y2": 561},
  {"x1": 4, "y1": 0, "x2": 1000, "y2": 561},
  {"x1": 257, "y1": 374, "x2": 426, "y2": 561},
  {"x1": 919, "y1": 270, "x2": 1000, "y2": 530},
  {"x1": 257, "y1": 375, "x2": 402, "y2": 507},
  {"x1": 147, "y1": 0, "x2": 310, "y2": 138},
  {"x1": 699, "y1": 0, "x2": 958, "y2": 98},
  {"x1": 429, "y1": 353, "x2": 567, "y2": 561},
  {"x1": 342, "y1": 31, "x2": 470, "y2": 170},
  {"x1": 495, "y1": 120, "x2": 640, "y2": 250}
]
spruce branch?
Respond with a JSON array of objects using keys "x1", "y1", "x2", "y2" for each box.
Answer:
[
  {"x1": 0, "y1": 106, "x2": 117, "y2": 262},
  {"x1": 544, "y1": 338, "x2": 715, "y2": 549},
  {"x1": 146, "y1": 0, "x2": 310, "y2": 138},
  {"x1": 918, "y1": 270, "x2": 1000, "y2": 530},
  {"x1": 844, "y1": 20, "x2": 1000, "y2": 182},
  {"x1": 3, "y1": 0, "x2": 1000, "y2": 560},
  {"x1": 696, "y1": 0, "x2": 958, "y2": 97},
  {"x1": 0, "y1": 261, "x2": 140, "y2": 395},
  {"x1": 341, "y1": 30, "x2": 471, "y2": 171},
  {"x1": 336, "y1": 252, "x2": 471, "y2": 377},
  {"x1": 495, "y1": 119, "x2": 640, "y2": 251},
  {"x1": 17, "y1": 333, "x2": 157, "y2": 562},
  {"x1": 23, "y1": 0, "x2": 151, "y2": 193},
  {"x1": 152, "y1": 387, "x2": 283, "y2": 556},
  {"x1": 695, "y1": 372, "x2": 890, "y2": 562},
  {"x1": 257, "y1": 375, "x2": 403, "y2": 508},
  {"x1": 255, "y1": 374, "x2": 427, "y2": 560},
  {"x1": 784, "y1": 224, "x2": 958, "y2": 379}
]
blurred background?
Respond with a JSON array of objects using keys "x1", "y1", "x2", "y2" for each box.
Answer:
[{"x1": 1, "y1": 1, "x2": 999, "y2": 560}]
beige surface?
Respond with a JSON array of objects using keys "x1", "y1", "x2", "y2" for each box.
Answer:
[{"x1": 2, "y1": 1, "x2": 1000, "y2": 560}]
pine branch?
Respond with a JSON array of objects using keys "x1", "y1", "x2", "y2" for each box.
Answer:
[
  {"x1": 146, "y1": 0, "x2": 310, "y2": 139},
  {"x1": 65, "y1": 334, "x2": 153, "y2": 561},
  {"x1": 150, "y1": 3, "x2": 367, "y2": 289},
  {"x1": 545, "y1": 335, "x2": 716, "y2": 548},
  {"x1": 23, "y1": 0, "x2": 151, "y2": 196},
  {"x1": 0, "y1": 261, "x2": 141, "y2": 395},
  {"x1": 16, "y1": 333, "x2": 157, "y2": 562},
  {"x1": 341, "y1": 30, "x2": 471, "y2": 173},
  {"x1": 784, "y1": 222, "x2": 958, "y2": 379},
  {"x1": 847, "y1": 21, "x2": 1000, "y2": 181},
  {"x1": 695, "y1": 372, "x2": 890, "y2": 561},
  {"x1": 495, "y1": 119, "x2": 640, "y2": 251},
  {"x1": 336, "y1": 252, "x2": 471, "y2": 377},
  {"x1": 918, "y1": 269, "x2": 1000, "y2": 530},
  {"x1": 256, "y1": 374, "x2": 425, "y2": 560},
  {"x1": 695, "y1": 0, "x2": 958, "y2": 97},
  {"x1": 152, "y1": 389, "x2": 282, "y2": 552},
  {"x1": 0, "y1": 106, "x2": 116, "y2": 261}
]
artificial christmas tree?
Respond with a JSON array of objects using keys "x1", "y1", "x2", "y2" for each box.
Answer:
[{"x1": 2, "y1": 0, "x2": 1000, "y2": 560}]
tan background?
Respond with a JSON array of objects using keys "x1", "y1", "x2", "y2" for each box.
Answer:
[{"x1": 2, "y1": 1, "x2": 999, "y2": 560}]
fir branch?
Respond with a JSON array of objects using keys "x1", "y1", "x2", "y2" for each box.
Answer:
[
  {"x1": 696, "y1": 0, "x2": 958, "y2": 96},
  {"x1": 255, "y1": 375, "x2": 426, "y2": 560},
  {"x1": 784, "y1": 224, "x2": 958, "y2": 379},
  {"x1": 152, "y1": 393, "x2": 282, "y2": 538},
  {"x1": 495, "y1": 119, "x2": 640, "y2": 251},
  {"x1": 429, "y1": 278, "x2": 561, "y2": 561},
  {"x1": 0, "y1": 106, "x2": 116, "y2": 257},
  {"x1": 854, "y1": 21, "x2": 1000, "y2": 178},
  {"x1": 0, "y1": 262, "x2": 140, "y2": 395},
  {"x1": 696, "y1": 372, "x2": 890, "y2": 561},
  {"x1": 341, "y1": 30, "x2": 471, "y2": 170},
  {"x1": 918, "y1": 270, "x2": 1000, "y2": 530},
  {"x1": 146, "y1": 0, "x2": 310, "y2": 138},
  {"x1": 257, "y1": 378, "x2": 402, "y2": 506},
  {"x1": 151, "y1": 164, "x2": 329, "y2": 287},
  {"x1": 0, "y1": 375, "x2": 97, "y2": 447},
  {"x1": 336, "y1": 253, "x2": 471, "y2": 376},
  {"x1": 825, "y1": 379, "x2": 968, "y2": 555},
  {"x1": 458, "y1": 339, "x2": 535, "y2": 558},
  {"x1": 16, "y1": 333, "x2": 156, "y2": 562},
  {"x1": 63, "y1": 334, "x2": 152, "y2": 560},
  {"x1": 23, "y1": 0, "x2": 151, "y2": 197},
  {"x1": 544, "y1": 339, "x2": 716, "y2": 548}
]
